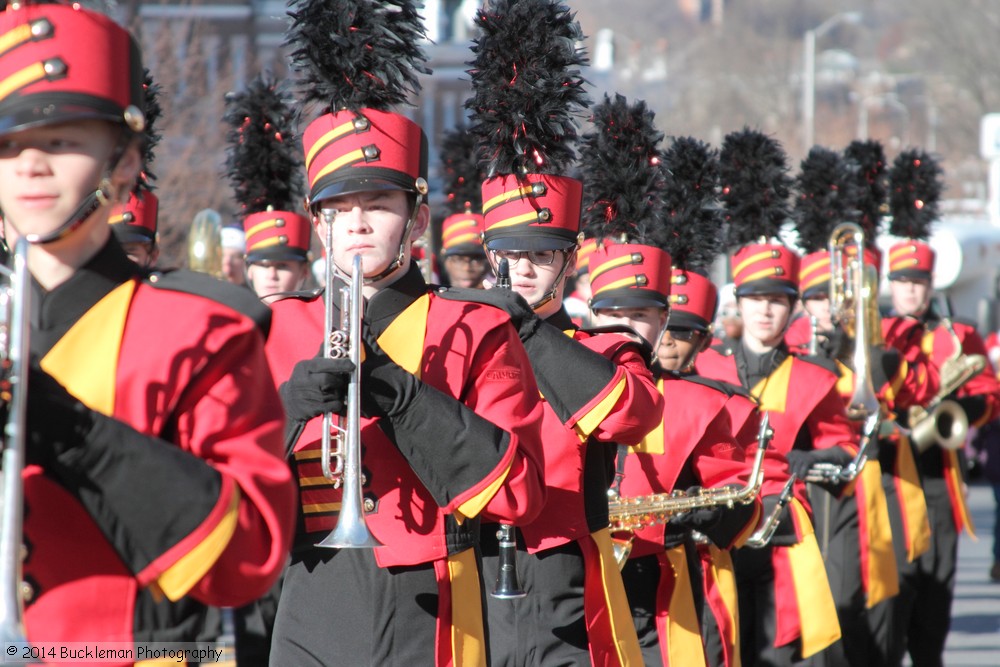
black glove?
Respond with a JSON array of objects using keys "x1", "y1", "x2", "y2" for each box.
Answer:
[
  {"x1": 784, "y1": 446, "x2": 853, "y2": 479},
  {"x1": 279, "y1": 356, "x2": 355, "y2": 425},
  {"x1": 669, "y1": 493, "x2": 724, "y2": 532},
  {"x1": 816, "y1": 326, "x2": 849, "y2": 362},
  {"x1": 435, "y1": 286, "x2": 541, "y2": 341}
]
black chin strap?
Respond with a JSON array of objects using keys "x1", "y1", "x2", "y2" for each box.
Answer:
[{"x1": 22, "y1": 180, "x2": 113, "y2": 244}]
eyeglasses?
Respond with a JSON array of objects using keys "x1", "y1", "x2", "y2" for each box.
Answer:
[
  {"x1": 666, "y1": 328, "x2": 701, "y2": 342},
  {"x1": 490, "y1": 249, "x2": 559, "y2": 267}
]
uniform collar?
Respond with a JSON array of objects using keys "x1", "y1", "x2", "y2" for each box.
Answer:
[
  {"x1": 363, "y1": 262, "x2": 428, "y2": 340},
  {"x1": 31, "y1": 237, "x2": 139, "y2": 355},
  {"x1": 544, "y1": 306, "x2": 575, "y2": 332}
]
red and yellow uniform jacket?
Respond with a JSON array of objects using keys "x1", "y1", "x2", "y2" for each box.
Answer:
[
  {"x1": 696, "y1": 340, "x2": 855, "y2": 656},
  {"x1": 620, "y1": 370, "x2": 763, "y2": 667},
  {"x1": 883, "y1": 313, "x2": 1000, "y2": 535},
  {"x1": 265, "y1": 266, "x2": 546, "y2": 566},
  {"x1": 786, "y1": 315, "x2": 939, "y2": 598},
  {"x1": 25, "y1": 242, "x2": 295, "y2": 648},
  {"x1": 518, "y1": 315, "x2": 664, "y2": 554}
]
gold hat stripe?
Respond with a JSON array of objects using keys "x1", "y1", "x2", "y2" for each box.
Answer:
[
  {"x1": 590, "y1": 253, "x2": 639, "y2": 282},
  {"x1": 732, "y1": 248, "x2": 779, "y2": 277},
  {"x1": 245, "y1": 217, "x2": 282, "y2": 239},
  {"x1": 442, "y1": 218, "x2": 479, "y2": 241},
  {"x1": 482, "y1": 184, "x2": 537, "y2": 215},
  {"x1": 740, "y1": 266, "x2": 783, "y2": 284},
  {"x1": 800, "y1": 273, "x2": 829, "y2": 292},
  {"x1": 310, "y1": 147, "x2": 368, "y2": 188},
  {"x1": 889, "y1": 257, "x2": 920, "y2": 270},
  {"x1": 888, "y1": 244, "x2": 918, "y2": 261},
  {"x1": 305, "y1": 118, "x2": 358, "y2": 170},
  {"x1": 108, "y1": 213, "x2": 127, "y2": 225},
  {"x1": 488, "y1": 210, "x2": 542, "y2": 230},
  {"x1": 444, "y1": 231, "x2": 480, "y2": 248},
  {"x1": 0, "y1": 61, "x2": 47, "y2": 101},
  {"x1": 593, "y1": 275, "x2": 645, "y2": 295},
  {"x1": 248, "y1": 236, "x2": 286, "y2": 251},
  {"x1": 0, "y1": 23, "x2": 35, "y2": 58}
]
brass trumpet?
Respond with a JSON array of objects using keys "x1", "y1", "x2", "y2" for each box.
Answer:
[
  {"x1": 316, "y1": 210, "x2": 381, "y2": 550},
  {"x1": 0, "y1": 238, "x2": 31, "y2": 642},
  {"x1": 609, "y1": 412, "x2": 772, "y2": 566}
]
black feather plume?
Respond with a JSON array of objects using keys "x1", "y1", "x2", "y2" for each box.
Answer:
[
  {"x1": 844, "y1": 140, "x2": 887, "y2": 242},
  {"x1": 223, "y1": 74, "x2": 305, "y2": 216},
  {"x1": 888, "y1": 149, "x2": 942, "y2": 240},
  {"x1": 285, "y1": 0, "x2": 430, "y2": 113},
  {"x1": 793, "y1": 146, "x2": 859, "y2": 253},
  {"x1": 579, "y1": 94, "x2": 667, "y2": 249},
  {"x1": 136, "y1": 69, "x2": 162, "y2": 194},
  {"x1": 718, "y1": 128, "x2": 792, "y2": 250},
  {"x1": 466, "y1": 0, "x2": 590, "y2": 178},
  {"x1": 661, "y1": 136, "x2": 722, "y2": 273},
  {"x1": 439, "y1": 126, "x2": 484, "y2": 216}
]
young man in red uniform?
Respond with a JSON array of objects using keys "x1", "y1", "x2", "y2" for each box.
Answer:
[
  {"x1": 695, "y1": 129, "x2": 857, "y2": 666},
  {"x1": 266, "y1": 2, "x2": 546, "y2": 664},
  {"x1": 464, "y1": 5, "x2": 663, "y2": 664},
  {"x1": 879, "y1": 149, "x2": 1000, "y2": 667},
  {"x1": 0, "y1": 1, "x2": 296, "y2": 650},
  {"x1": 587, "y1": 120, "x2": 762, "y2": 667},
  {"x1": 224, "y1": 74, "x2": 314, "y2": 303}
]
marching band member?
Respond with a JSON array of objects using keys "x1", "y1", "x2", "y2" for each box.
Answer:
[
  {"x1": 695, "y1": 129, "x2": 856, "y2": 666},
  {"x1": 584, "y1": 110, "x2": 762, "y2": 667},
  {"x1": 785, "y1": 145, "x2": 908, "y2": 667},
  {"x1": 463, "y1": 4, "x2": 664, "y2": 664},
  {"x1": 438, "y1": 126, "x2": 490, "y2": 289},
  {"x1": 109, "y1": 70, "x2": 161, "y2": 269},
  {"x1": 224, "y1": 74, "x2": 313, "y2": 304},
  {"x1": 0, "y1": 1, "x2": 296, "y2": 651},
  {"x1": 879, "y1": 149, "x2": 1000, "y2": 667},
  {"x1": 266, "y1": 2, "x2": 545, "y2": 664}
]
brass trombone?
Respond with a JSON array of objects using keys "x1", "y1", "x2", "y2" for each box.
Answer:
[
  {"x1": 0, "y1": 238, "x2": 31, "y2": 642},
  {"x1": 828, "y1": 222, "x2": 881, "y2": 421},
  {"x1": 316, "y1": 210, "x2": 381, "y2": 549}
]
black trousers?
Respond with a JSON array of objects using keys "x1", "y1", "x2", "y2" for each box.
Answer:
[
  {"x1": 801, "y1": 486, "x2": 867, "y2": 667},
  {"x1": 480, "y1": 528, "x2": 591, "y2": 667},
  {"x1": 731, "y1": 546, "x2": 799, "y2": 667},
  {"x1": 270, "y1": 549, "x2": 445, "y2": 666}
]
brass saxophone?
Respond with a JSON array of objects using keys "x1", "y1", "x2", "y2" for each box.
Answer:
[
  {"x1": 908, "y1": 317, "x2": 987, "y2": 452},
  {"x1": 609, "y1": 412, "x2": 771, "y2": 566}
]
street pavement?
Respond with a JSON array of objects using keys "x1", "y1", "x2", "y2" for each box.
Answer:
[{"x1": 919, "y1": 482, "x2": 1000, "y2": 666}]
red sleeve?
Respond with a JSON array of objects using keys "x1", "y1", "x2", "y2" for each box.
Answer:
[
  {"x1": 957, "y1": 327, "x2": 1000, "y2": 425},
  {"x1": 169, "y1": 326, "x2": 297, "y2": 606},
  {"x1": 459, "y1": 325, "x2": 546, "y2": 524},
  {"x1": 582, "y1": 340, "x2": 664, "y2": 445}
]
